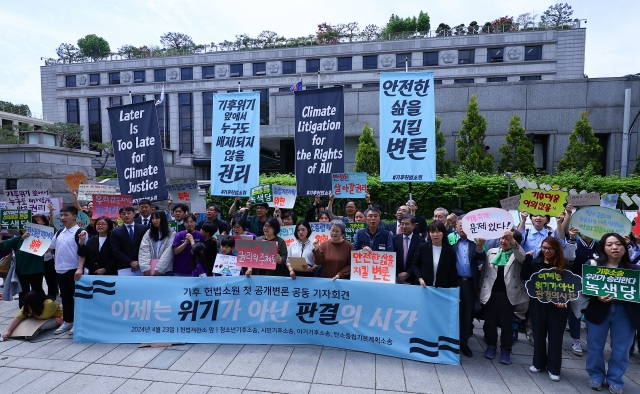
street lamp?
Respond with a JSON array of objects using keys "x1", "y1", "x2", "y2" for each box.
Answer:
[{"x1": 504, "y1": 172, "x2": 513, "y2": 198}]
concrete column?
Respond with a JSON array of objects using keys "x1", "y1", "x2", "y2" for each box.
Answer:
[
  {"x1": 79, "y1": 98, "x2": 89, "y2": 149},
  {"x1": 100, "y1": 96, "x2": 111, "y2": 144},
  {"x1": 193, "y1": 92, "x2": 204, "y2": 156},
  {"x1": 168, "y1": 93, "x2": 179, "y2": 153}
]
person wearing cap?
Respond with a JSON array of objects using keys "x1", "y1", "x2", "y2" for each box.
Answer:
[{"x1": 240, "y1": 200, "x2": 271, "y2": 237}]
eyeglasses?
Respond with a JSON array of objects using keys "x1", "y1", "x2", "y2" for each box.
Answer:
[
  {"x1": 399, "y1": 222, "x2": 412, "y2": 227},
  {"x1": 541, "y1": 247, "x2": 554, "y2": 252}
]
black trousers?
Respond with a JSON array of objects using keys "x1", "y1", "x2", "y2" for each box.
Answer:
[
  {"x1": 458, "y1": 278, "x2": 475, "y2": 345},
  {"x1": 57, "y1": 269, "x2": 76, "y2": 323},
  {"x1": 17, "y1": 272, "x2": 44, "y2": 308},
  {"x1": 529, "y1": 299, "x2": 568, "y2": 375},
  {"x1": 44, "y1": 259, "x2": 58, "y2": 299},
  {"x1": 483, "y1": 291, "x2": 515, "y2": 351}
]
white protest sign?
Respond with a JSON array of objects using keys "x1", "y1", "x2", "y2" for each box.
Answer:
[
  {"x1": 269, "y1": 185, "x2": 297, "y2": 209},
  {"x1": 309, "y1": 222, "x2": 332, "y2": 244},
  {"x1": 19, "y1": 223, "x2": 55, "y2": 256},
  {"x1": 77, "y1": 184, "x2": 118, "y2": 201},
  {"x1": 0, "y1": 201, "x2": 6, "y2": 209},
  {"x1": 566, "y1": 192, "x2": 601, "y2": 207},
  {"x1": 165, "y1": 181, "x2": 199, "y2": 204},
  {"x1": 5, "y1": 189, "x2": 51, "y2": 214},
  {"x1": 461, "y1": 208, "x2": 514, "y2": 240},
  {"x1": 213, "y1": 254, "x2": 242, "y2": 276},
  {"x1": 500, "y1": 195, "x2": 521, "y2": 211},
  {"x1": 50, "y1": 197, "x2": 63, "y2": 215},
  {"x1": 351, "y1": 250, "x2": 396, "y2": 284},
  {"x1": 278, "y1": 225, "x2": 297, "y2": 248}
]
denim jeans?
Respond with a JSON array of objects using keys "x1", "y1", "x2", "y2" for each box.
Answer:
[
  {"x1": 586, "y1": 302, "x2": 636, "y2": 388},
  {"x1": 567, "y1": 301, "x2": 581, "y2": 340}
]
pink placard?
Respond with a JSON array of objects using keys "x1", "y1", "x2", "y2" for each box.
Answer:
[{"x1": 235, "y1": 239, "x2": 278, "y2": 270}]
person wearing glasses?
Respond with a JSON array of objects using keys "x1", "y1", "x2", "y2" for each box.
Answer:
[
  {"x1": 245, "y1": 217, "x2": 289, "y2": 278},
  {"x1": 240, "y1": 201, "x2": 271, "y2": 237},
  {"x1": 353, "y1": 207, "x2": 393, "y2": 253},
  {"x1": 312, "y1": 220, "x2": 353, "y2": 280}
]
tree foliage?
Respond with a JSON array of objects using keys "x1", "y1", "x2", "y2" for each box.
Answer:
[
  {"x1": 77, "y1": 34, "x2": 111, "y2": 61},
  {"x1": 456, "y1": 95, "x2": 494, "y2": 173},
  {"x1": 354, "y1": 124, "x2": 380, "y2": 175},
  {"x1": 360, "y1": 24, "x2": 381, "y2": 41},
  {"x1": 118, "y1": 45, "x2": 142, "y2": 59},
  {"x1": 498, "y1": 114, "x2": 536, "y2": 175},
  {"x1": 91, "y1": 142, "x2": 115, "y2": 176},
  {"x1": 42, "y1": 122, "x2": 85, "y2": 149},
  {"x1": 435, "y1": 118, "x2": 454, "y2": 175},
  {"x1": 160, "y1": 32, "x2": 195, "y2": 50},
  {"x1": 382, "y1": 11, "x2": 430, "y2": 35},
  {"x1": 337, "y1": 22, "x2": 360, "y2": 42},
  {"x1": 316, "y1": 23, "x2": 341, "y2": 45},
  {"x1": 56, "y1": 43, "x2": 80, "y2": 63},
  {"x1": 634, "y1": 154, "x2": 640, "y2": 176},
  {"x1": 541, "y1": 3, "x2": 574, "y2": 28},
  {"x1": 0, "y1": 100, "x2": 31, "y2": 117},
  {"x1": 557, "y1": 112, "x2": 603, "y2": 173}
]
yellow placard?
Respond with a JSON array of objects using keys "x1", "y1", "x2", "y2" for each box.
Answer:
[{"x1": 518, "y1": 189, "x2": 568, "y2": 216}]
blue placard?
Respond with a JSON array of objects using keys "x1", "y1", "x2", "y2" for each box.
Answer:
[
  {"x1": 211, "y1": 92, "x2": 260, "y2": 197},
  {"x1": 379, "y1": 72, "x2": 436, "y2": 183},
  {"x1": 331, "y1": 172, "x2": 368, "y2": 198},
  {"x1": 74, "y1": 276, "x2": 460, "y2": 365}
]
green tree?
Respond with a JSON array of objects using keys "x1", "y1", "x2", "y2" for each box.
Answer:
[
  {"x1": 435, "y1": 117, "x2": 454, "y2": 175},
  {"x1": 382, "y1": 11, "x2": 430, "y2": 35},
  {"x1": 498, "y1": 114, "x2": 536, "y2": 175},
  {"x1": 42, "y1": 122, "x2": 85, "y2": 149},
  {"x1": 360, "y1": 24, "x2": 380, "y2": 41},
  {"x1": 416, "y1": 11, "x2": 430, "y2": 31},
  {"x1": 56, "y1": 43, "x2": 80, "y2": 63},
  {"x1": 118, "y1": 45, "x2": 142, "y2": 59},
  {"x1": 634, "y1": 155, "x2": 640, "y2": 176},
  {"x1": 456, "y1": 95, "x2": 494, "y2": 173},
  {"x1": 541, "y1": 3, "x2": 574, "y2": 28},
  {"x1": 91, "y1": 142, "x2": 115, "y2": 176},
  {"x1": 354, "y1": 124, "x2": 380, "y2": 175},
  {"x1": 77, "y1": 34, "x2": 111, "y2": 61},
  {"x1": 557, "y1": 112, "x2": 603, "y2": 173},
  {"x1": 0, "y1": 100, "x2": 31, "y2": 116},
  {"x1": 160, "y1": 32, "x2": 195, "y2": 51}
]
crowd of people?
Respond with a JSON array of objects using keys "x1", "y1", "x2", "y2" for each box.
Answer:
[{"x1": 1, "y1": 191, "x2": 640, "y2": 393}]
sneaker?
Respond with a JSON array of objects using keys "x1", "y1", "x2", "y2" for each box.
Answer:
[
  {"x1": 609, "y1": 385, "x2": 623, "y2": 394},
  {"x1": 588, "y1": 379, "x2": 602, "y2": 391},
  {"x1": 499, "y1": 348, "x2": 511, "y2": 365},
  {"x1": 529, "y1": 365, "x2": 542, "y2": 373},
  {"x1": 54, "y1": 322, "x2": 73, "y2": 335},
  {"x1": 484, "y1": 345, "x2": 496, "y2": 360},
  {"x1": 69, "y1": 326, "x2": 74, "y2": 335},
  {"x1": 549, "y1": 372, "x2": 560, "y2": 382},
  {"x1": 572, "y1": 340, "x2": 583, "y2": 356}
]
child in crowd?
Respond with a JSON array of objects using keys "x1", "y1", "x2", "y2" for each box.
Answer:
[
  {"x1": 2, "y1": 291, "x2": 63, "y2": 340},
  {"x1": 190, "y1": 243, "x2": 211, "y2": 277}
]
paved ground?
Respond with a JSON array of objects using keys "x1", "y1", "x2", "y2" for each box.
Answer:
[{"x1": 2, "y1": 298, "x2": 640, "y2": 394}]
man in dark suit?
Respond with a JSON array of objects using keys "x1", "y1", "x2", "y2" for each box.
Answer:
[
  {"x1": 387, "y1": 205, "x2": 410, "y2": 236},
  {"x1": 392, "y1": 215, "x2": 424, "y2": 284},
  {"x1": 111, "y1": 206, "x2": 147, "y2": 271},
  {"x1": 134, "y1": 199, "x2": 153, "y2": 228},
  {"x1": 449, "y1": 215, "x2": 486, "y2": 358}
]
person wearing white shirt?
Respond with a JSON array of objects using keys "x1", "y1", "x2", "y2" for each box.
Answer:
[{"x1": 286, "y1": 221, "x2": 318, "y2": 278}]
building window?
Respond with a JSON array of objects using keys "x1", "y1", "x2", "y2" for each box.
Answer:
[
  {"x1": 423, "y1": 52, "x2": 439, "y2": 66},
  {"x1": 227, "y1": 89, "x2": 243, "y2": 93},
  {"x1": 178, "y1": 93, "x2": 193, "y2": 155},
  {"x1": 487, "y1": 48, "x2": 504, "y2": 63},
  {"x1": 89, "y1": 74, "x2": 100, "y2": 86},
  {"x1": 458, "y1": 50, "x2": 475, "y2": 64},
  {"x1": 132, "y1": 95, "x2": 145, "y2": 104},
  {"x1": 336, "y1": 84, "x2": 352, "y2": 89},
  {"x1": 434, "y1": 80, "x2": 443, "y2": 85},
  {"x1": 306, "y1": 59, "x2": 320, "y2": 73},
  {"x1": 396, "y1": 53, "x2": 411, "y2": 68},
  {"x1": 87, "y1": 98, "x2": 102, "y2": 146},
  {"x1": 279, "y1": 87, "x2": 291, "y2": 92},
  {"x1": 257, "y1": 89, "x2": 269, "y2": 125},
  {"x1": 454, "y1": 79, "x2": 474, "y2": 84},
  {"x1": 6, "y1": 179, "x2": 18, "y2": 191},
  {"x1": 109, "y1": 97, "x2": 123, "y2": 107},
  {"x1": 487, "y1": 77, "x2": 508, "y2": 82},
  {"x1": 66, "y1": 75, "x2": 76, "y2": 87},
  {"x1": 66, "y1": 99, "x2": 79, "y2": 124},
  {"x1": 525, "y1": 45, "x2": 543, "y2": 61},
  {"x1": 363, "y1": 55, "x2": 378, "y2": 70},
  {"x1": 531, "y1": 134, "x2": 548, "y2": 172},
  {"x1": 109, "y1": 72, "x2": 120, "y2": 85},
  {"x1": 203, "y1": 92, "x2": 213, "y2": 137},
  {"x1": 282, "y1": 61, "x2": 296, "y2": 74},
  {"x1": 253, "y1": 63, "x2": 266, "y2": 76},
  {"x1": 155, "y1": 94, "x2": 170, "y2": 149},
  {"x1": 362, "y1": 83, "x2": 380, "y2": 88},
  {"x1": 155, "y1": 69, "x2": 166, "y2": 82},
  {"x1": 306, "y1": 86, "x2": 320, "y2": 90},
  {"x1": 338, "y1": 57, "x2": 352, "y2": 71},
  {"x1": 180, "y1": 67, "x2": 193, "y2": 80},
  {"x1": 520, "y1": 75, "x2": 542, "y2": 81},
  {"x1": 230, "y1": 64, "x2": 243, "y2": 77},
  {"x1": 203, "y1": 66, "x2": 215, "y2": 79},
  {"x1": 133, "y1": 70, "x2": 145, "y2": 83}
]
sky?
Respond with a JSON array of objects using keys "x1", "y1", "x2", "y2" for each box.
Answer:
[{"x1": 0, "y1": 0, "x2": 638, "y2": 118}]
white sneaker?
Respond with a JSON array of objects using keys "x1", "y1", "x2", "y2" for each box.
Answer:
[
  {"x1": 529, "y1": 365, "x2": 541, "y2": 373},
  {"x1": 549, "y1": 372, "x2": 560, "y2": 382},
  {"x1": 572, "y1": 340, "x2": 583, "y2": 356},
  {"x1": 54, "y1": 322, "x2": 73, "y2": 335},
  {"x1": 69, "y1": 326, "x2": 74, "y2": 335}
]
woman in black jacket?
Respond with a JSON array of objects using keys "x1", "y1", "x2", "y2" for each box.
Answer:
[
  {"x1": 76, "y1": 216, "x2": 116, "y2": 276},
  {"x1": 411, "y1": 221, "x2": 457, "y2": 288}
]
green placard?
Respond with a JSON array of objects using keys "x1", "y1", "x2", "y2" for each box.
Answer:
[
  {"x1": 582, "y1": 265, "x2": 640, "y2": 303},
  {"x1": 250, "y1": 184, "x2": 273, "y2": 204},
  {"x1": 344, "y1": 222, "x2": 367, "y2": 243},
  {"x1": 0, "y1": 210, "x2": 32, "y2": 230},
  {"x1": 168, "y1": 222, "x2": 179, "y2": 231}
]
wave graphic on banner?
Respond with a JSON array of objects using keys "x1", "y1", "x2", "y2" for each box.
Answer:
[
  {"x1": 75, "y1": 280, "x2": 116, "y2": 299},
  {"x1": 409, "y1": 336, "x2": 460, "y2": 357}
]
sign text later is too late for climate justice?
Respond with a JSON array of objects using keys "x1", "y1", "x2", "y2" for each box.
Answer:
[{"x1": 116, "y1": 110, "x2": 159, "y2": 193}]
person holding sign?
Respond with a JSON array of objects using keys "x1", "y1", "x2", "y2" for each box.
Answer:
[
  {"x1": 231, "y1": 218, "x2": 257, "y2": 239},
  {"x1": 312, "y1": 220, "x2": 352, "y2": 280},
  {"x1": 139, "y1": 211, "x2": 176, "y2": 276},
  {"x1": 246, "y1": 218, "x2": 289, "y2": 277},
  {"x1": 2, "y1": 291, "x2": 62, "y2": 341},
  {"x1": 33, "y1": 214, "x2": 57, "y2": 300},
  {"x1": 583, "y1": 234, "x2": 640, "y2": 393},
  {"x1": 172, "y1": 214, "x2": 203, "y2": 276},
  {"x1": 480, "y1": 230, "x2": 526, "y2": 365},
  {"x1": 412, "y1": 221, "x2": 457, "y2": 288},
  {"x1": 241, "y1": 201, "x2": 270, "y2": 237},
  {"x1": 286, "y1": 220, "x2": 317, "y2": 278},
  {"x1": 520, "y1": 237, "x2": 569, "y2": 382},
  {"x1": 76, "y1": 216, "x2": 117, "y2": 276},
  {"x1": 353, "y1": 207, "x2": 393, "y2": 252},
  {"x1": 0, "y1": 230, "x2": 44, "y2": 308},
  {"x1": 517, "y1": 211, "x2": 576, "y2": 260}
]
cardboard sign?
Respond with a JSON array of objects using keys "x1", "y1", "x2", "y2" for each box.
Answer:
[
  {"x1": 344, "y1": 222, "x2": 367, "y2": 243},
  {"x1": 52, "y1": 211, "x2": 90, "y2": 231},
  {"x1": 250, "y1": 185, "x2": 273, "y2": 204},
  {"x1": 19, "y1": 223, "x2": 55, "y2": 256},
  {"x1": 569, "y1": 206, "x2": 633, "y2": 240},
  {"x1": 5, "y1": 189, "x2": 51, "y2": 214},
  {"x1": 0, "y1": 210, "x2": 32, "y2": 230},
  {"x1": 92, "y1": 195, "x2": 133, "y2": 219},
  {"x1": 213, "y1": 254, "x2": 241, "y2": 276},
  {"x1": 309, "y1": 222, "x2": 332, "y2": 244},
  {"x1": 525, "y1": 268, "x2": 582, "y2": 304},
  {"x1": 518, "y1": 189, "x2": 568, "y2": 216},
  {"x1": 461, "y1": 208, "x2": 513, "y2": 240},
  {"x1": 566, "y1": 192, "x2": 601, "y2": 207},
  {"x1": 236, "y1": 239, "x2": 278, "y2": 270},
  {"x1": 500, "y1": 195, "x2": 521, "y2": 211},
  {"x1": 351, "y1": 251, "x2": 396, "y2": 284},
  {"x1": 278, "y1": 225, "x2": 297, "y2": 248},
  {"x1": 78, "y1": 184, "x2": 118, "y2": 201},
  {"x1": 269, "y1": 185, "x2": 297, "y2": 209},
  {"x1": 9, "y1": 318, "x2": 57, "y2": 338},
  {"x1": 64, "y1": 172, "x2": 88, "y2": 192},
  {"x1": 583, "y1": 265, "x2": 639, "y2": 303},
  {"x1": 600, "y1": 194, "x2": 618, "y2": 209},
  {"x1": 331, "y1": 173, "x2": 367, "y2": 198}
]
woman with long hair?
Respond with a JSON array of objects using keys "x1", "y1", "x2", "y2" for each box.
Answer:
[
  {"x1": 411, "y1": 221, "x2": 457, "y2": 288},
  {"x1": 139, "y1": 211, "x2": 176, "y2": 276},
  {"x1": 520, "y1": 236, "x2": 569, "y2": 382},
  {"x1": 2, "y1": 291, "x2": 63, "y2": 340},
  {"x1": 173, "y1": 214, "x2": 203, "y2": 276},
  {"x1": 584, "y1": 233, "x2": 640, "y2": 393},
  {"x1": 245, "y1": 217, "x2": 289, "y2": 278},
  {"x1": 190, "y1": 242, "x2": 211, "y2": 277},
  {"x1": 287, "y1": 220, "x2": 317, "y2": 278},
  {"x1": 32, "y1": 214, "x2": 57, "y2": 300},
  {"x1": 77, "y1": 216, "x2": 116, "y2": 276}
]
